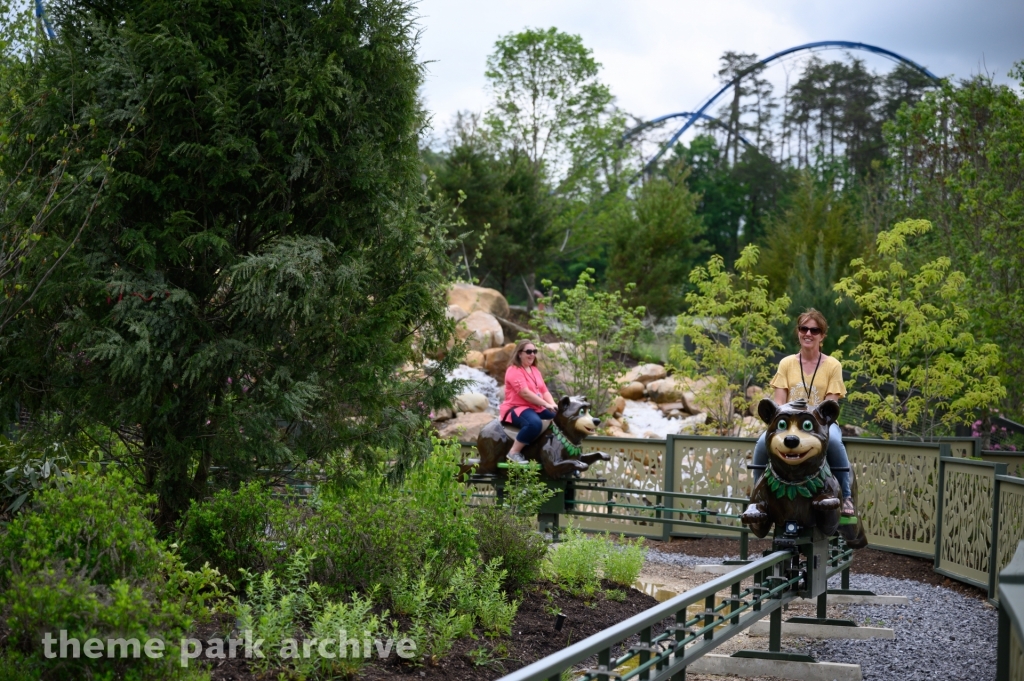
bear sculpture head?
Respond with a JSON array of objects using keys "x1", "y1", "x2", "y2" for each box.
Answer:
[
  {"x1": 757, "y1": 398, "x2": 839, "y2": 480},
  {"x1": 555, "y1": 395, "x2": 600, "y2": 440}
]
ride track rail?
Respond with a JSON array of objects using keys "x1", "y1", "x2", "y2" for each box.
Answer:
[{"x1": 497, "y1": 538, "x2": 854, "y2": 681}]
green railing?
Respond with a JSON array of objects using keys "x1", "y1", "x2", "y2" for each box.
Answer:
[
  {"x1": 495, "y1": 550, "x2": 799, "y2": 681},
  {"x1": 458, "y1": 433, "x2": 1024, "y2": 600}
]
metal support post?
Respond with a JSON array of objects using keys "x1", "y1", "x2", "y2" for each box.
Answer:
[{"x1": 740, "y1": 531, "x2": 749, "y2": 560}]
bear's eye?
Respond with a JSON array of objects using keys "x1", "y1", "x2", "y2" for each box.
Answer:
[
  {"x1": 802, "y1": 419, "x2": 814, "y2": 431},
  {"x1": 777, "y1": 419, "x2": 788, "y2": 431}
]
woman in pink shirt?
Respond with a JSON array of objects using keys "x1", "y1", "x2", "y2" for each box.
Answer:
[{"x1": 500, "y1": 340, "x2": 557, "y2": 464}]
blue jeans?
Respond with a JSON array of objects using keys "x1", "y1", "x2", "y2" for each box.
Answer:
[
  {"x1": 752, "y1": 422, "x2": 852, "y2": 498},
  {"x1": 507, "y1": 409, "x2": 556, "y2": 444}
]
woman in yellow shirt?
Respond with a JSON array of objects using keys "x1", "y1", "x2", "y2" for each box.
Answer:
[{"x1": 751, "y1": 309, "x2": 855, "y2": 516}]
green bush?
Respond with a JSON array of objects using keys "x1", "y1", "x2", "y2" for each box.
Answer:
[
  {"x1": 276, "y1": 439, "x2": 477, "y2": 594},
  {"x1": 0, "y1": 471, "x2": 217, "y2": 680},
  {"x1": 602, "y1": 535, "x2": 648, "y2": 586},
  {"x1": 545, "y1": 525, "x2": 605, "y2": 594},
  {"x1": 177, "y1": 481, "x2": 282, "y2": 584},
  {"x1": 474, "y1": 506, "x2": 548, "y2": 593}
]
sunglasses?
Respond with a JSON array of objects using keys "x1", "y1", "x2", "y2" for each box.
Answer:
[
  {"x1": 798, "y1": 325, "x2": 822, "y2": 336},
  {"x1": 521, "y1": 349, "x2": 538, "y2": 355}
]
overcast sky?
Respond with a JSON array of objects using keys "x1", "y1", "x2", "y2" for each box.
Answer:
[{"x1": 415, "y1": 0, "x2": 1024, "y2": 140}]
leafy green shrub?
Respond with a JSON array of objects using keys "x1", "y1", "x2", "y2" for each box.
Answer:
[
  {"x1": 0, "y1": 471, "x2": 217, "y2": 680},
  {"x1": 276, "y1": 439, "x2": 477, "y2": 594},
  {"x1": 236, "y1": 549, "x2": 392, "y2": 677},
  {"x1": 474, "y1": 506, "x2": 547, "y2": 592},
  {"x1": 177, "y1": 481, "x2": 282, "y2": 584},
  {"x1": 444, "y1": 558, "x2": 519, "y2": 637},
  {"x1": 545, "y1": 525, "x2": 605, "y2": 594},
  {"x1": 602, "y1": 535, "x2": 648, "y2": 586},
  {"x1": 502, "y1": 463, "x2": 555, "y2": 517}
]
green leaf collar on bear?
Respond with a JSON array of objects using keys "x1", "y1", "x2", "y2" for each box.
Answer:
[
  {"x1": 764, "y1": 461, "x2": 833, "y2": 500},
  {"x1": 550, "y1": 423, "x2": 582, "y2": 457}
]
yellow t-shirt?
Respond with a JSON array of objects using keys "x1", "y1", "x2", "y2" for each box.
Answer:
[{"x1": 769, "y1": 354, "x2": 846, "y2": 406}]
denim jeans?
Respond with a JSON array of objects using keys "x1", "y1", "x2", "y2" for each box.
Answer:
[
  {"x1": 752, "y1": 422, "x2": 852, "y2": 498},
  {"x1": 507, "y1": 408, "x2": 556, "y2": 444}
]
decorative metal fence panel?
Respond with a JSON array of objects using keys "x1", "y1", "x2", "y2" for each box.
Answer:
[
  {"x1": 846, "y1": 439, "x2": 945, "y2": 557},
  {"x1": 992, "y1": 476, "x2": 1024, "y2": 602},
  {"x1": 937, "y1": 437, "x2": 981, "y2": 458},
  {"x1": 936, "y1": 457, "x2": 1005, "y2": 590},
  {"x1": 982, "y1": 452, "x2": 1024, "y2": 479},
  {"x1": 667, "y1": 435, "x2": 755, "y2": 538},
  {"x1": 573, "y1": 436, "x2": 668, "y2": 538}
]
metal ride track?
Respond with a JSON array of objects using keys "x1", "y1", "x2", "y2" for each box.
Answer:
[
  {"x1": 630, "y1": 40, "x2": 942, "y2": 174},
  {"x1": 496, "y1": 534, "x2": 855, "y2": 681}
]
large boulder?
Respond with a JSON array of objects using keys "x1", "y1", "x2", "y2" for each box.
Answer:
[
  {"x1": 437, "y1": 412, "x2": 496, "y2": 441},
  {"x1": 483, "y1": 343, "x2": 517, "y2": 379},
  {"x1": 610, "y1": 395, "x2": 626, "y2": 417},
  {"x1": 456, "y1": 310, "x2": 504, "y2": 351},
  {"x1": 446, "y1": 304, "x2": 468, "y2": 323},
  {"x1": 454, "y1": 393, "x2": 489, "y2": 414},
  {"x1": 647, "y1": 376, "x2": 688, "y2": 404},
  {"x1": 448, "y1": 283, "x2": 510, "y2": 320},
  {"x1": 465, "y1": 350, "x2": 485, "y2": 369},
  {"x1": 619, "y1": 381, "x2": 646, "y2": 400},
  {"x1": 619, "y1": 363, "x2": 667, "y2": 386}
]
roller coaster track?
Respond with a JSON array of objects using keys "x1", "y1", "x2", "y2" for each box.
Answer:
[{"x1": 632, "y1": 40, "x2": 942, "y2": 174}]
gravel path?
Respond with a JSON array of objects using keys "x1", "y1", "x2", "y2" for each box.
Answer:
[
  {"x1": 643, "y1": 550, "x2": 998, "y2": 680},
  {"x1": 809, "y1": 572, "x2": 997, "y2": 681}
]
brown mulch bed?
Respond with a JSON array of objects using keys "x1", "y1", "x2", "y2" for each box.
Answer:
[
  {"x1": 196, "y1": 580, "x2": 659, "y2": 681},
  {"x1": 646, "y1": 535, "x2": 989, "y2": 599}
]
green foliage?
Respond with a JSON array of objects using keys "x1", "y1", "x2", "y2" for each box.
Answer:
[
  {"x1": 834, "y1": 219, "x2": 1006, "y2": 439},
  {"x1": 484, "y1": 27, "x2": 613, "y2": 179},
  {"x1": 545, "y1": 525, "x2": 605, "y2": 595},
  {"x1": 432, "y1": 116, "x2": 556, "y2": 297},
  {"x1": 275, "y1": 439, "x2": 477, "y2": 594},
  {"x1": 532, "y1": 269, "x2": 645, "y2": 415},
  {"x1": 236, "y1": 551, "x2": 385, "y2": 677},
  {"x1": 474, "y1": 506, "x2": 548, "y2": 593},
  {"x1": 602, "y1": 536, "x2": 648, "y2": 586},
  {"x1": 605, "y1": 163, "x2": 709, "y2": 317},
  {"x1": 603, "y1": 588, "x2": 626, "y2": 602},
  {"x1": 784, "y1": 240, "x2": 858, "y2": 356},
  {"x1": 671, "y1": 245, "x2": 791, "y2": 433},
  {"x1": 0, "y1": 471, "x2": 224, "y2": 680},
  {"x1": 0, "y1": 441, "x2": 69, "y2": 517},
  {"x1": 673, "y1": 135, "x2": 794, "y2": 267},
  {"x1": 885, "y1": 67, "x2": 1024, "y2": 419},
  {"x1": 0, "y1": 0, "x2": 462, "y2": 530},
  {"x1": 502, "y1": 462, "x2": 556, "y2": 518},
  {"x1": 176, "y1": 481, "x2": 282, "y2": 586}
]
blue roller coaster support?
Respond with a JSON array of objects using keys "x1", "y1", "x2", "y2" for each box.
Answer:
[
  {"x1": 35, "y1": 0, "x2": 56, "y2": 39},
  {"x1": 624, "y1": 111, "x2": 756, "y2": 148},
  {"x1": 642, "y1": 40, "x2": 942, "y2": 173}
]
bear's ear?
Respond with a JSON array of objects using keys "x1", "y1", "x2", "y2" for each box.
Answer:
[
  {"x1": 558, "y1": 395, "x2": 571, "y2": 413},
  {"x1": 757, "y1": 398, "x2": 779, "y2": 425},
  {"x1": 816, "y1": 400, "x2": 840, "y2": 427}
]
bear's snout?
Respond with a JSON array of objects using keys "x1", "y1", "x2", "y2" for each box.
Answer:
[{"x1": 783, "y1": 435, "x2": 801, "y2": 449}]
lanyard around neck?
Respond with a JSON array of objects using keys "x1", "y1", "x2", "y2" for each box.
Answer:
[{"x1": 800, "y1": 353, "x2": 822, "y2": 401}]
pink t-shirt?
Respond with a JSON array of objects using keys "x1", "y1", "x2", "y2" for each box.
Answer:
[{"x1": 500, "y1": 365, "x2": 548, "y2": 423}]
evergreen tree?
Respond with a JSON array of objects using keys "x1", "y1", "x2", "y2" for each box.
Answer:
[{"x1": 0, "y1": 0, "x2": 460, "y2": 529}]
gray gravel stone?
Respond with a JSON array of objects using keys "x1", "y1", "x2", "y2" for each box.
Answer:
[
  {"x1": 642, "y1": 553, "x2": 998, "y2": 679},
  {"x1": 806, "y1": 572, "x2": 997, "y2": 680}
]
